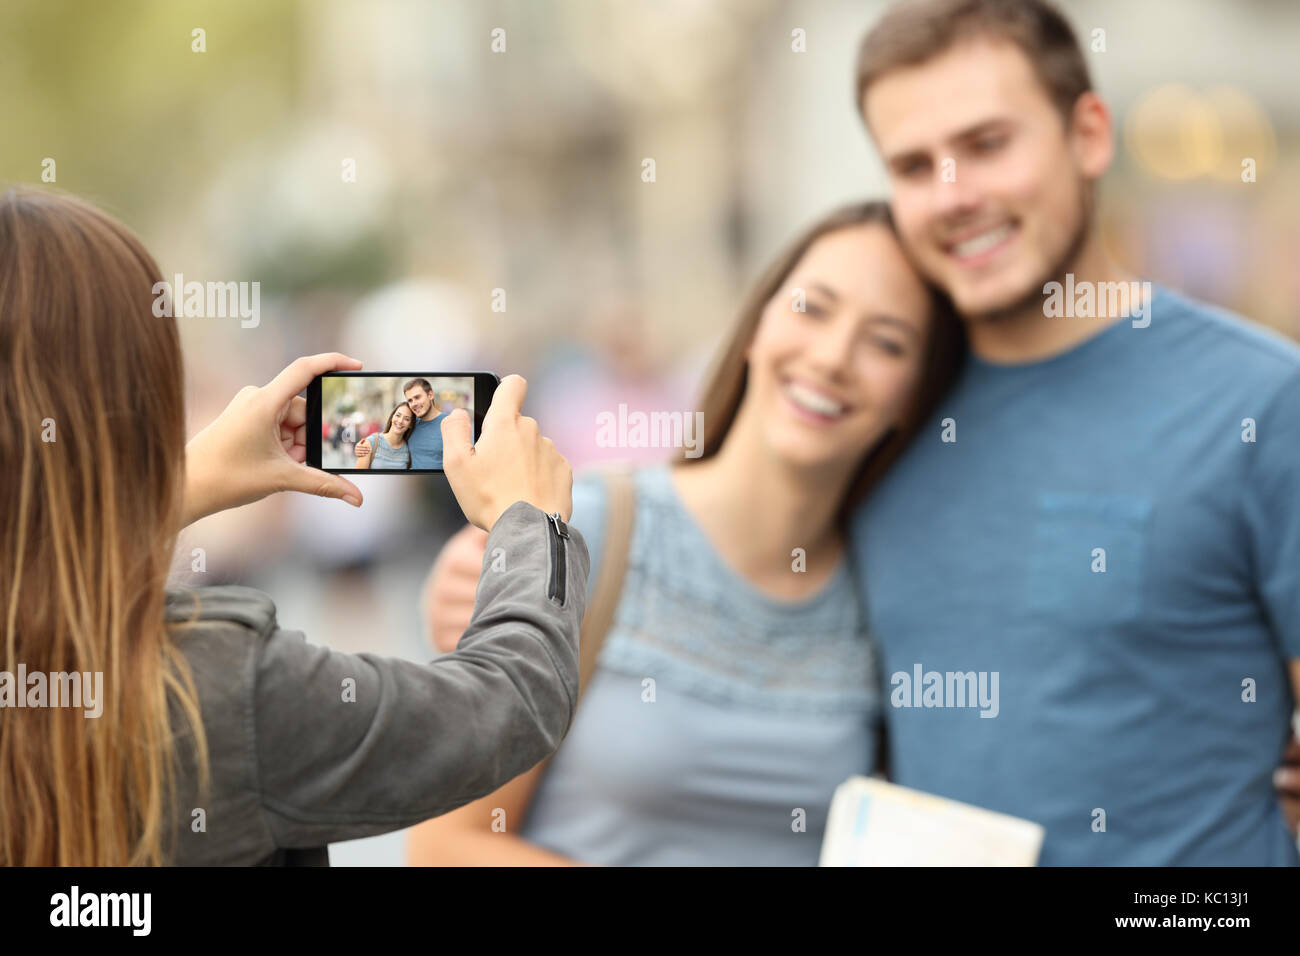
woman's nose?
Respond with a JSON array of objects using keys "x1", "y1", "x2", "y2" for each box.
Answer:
[{"x1": 807, "y1": 317, "x2": 857, "y2": 372}]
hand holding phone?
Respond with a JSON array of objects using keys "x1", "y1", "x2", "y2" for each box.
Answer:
[
  {"x1": 182, "y1": 353, "x2": 366, "y2": 526},
  {"x1": 441, "y1": 374, "x2": 572, "y2": 532}
]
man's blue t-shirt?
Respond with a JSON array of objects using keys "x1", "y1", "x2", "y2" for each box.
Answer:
[
  {"x1": 852, "y1": 283, "x2": 1300, "y2": 865},
  {"x1": 407, "y1": 410, "x2": 448, "y2": 469}
]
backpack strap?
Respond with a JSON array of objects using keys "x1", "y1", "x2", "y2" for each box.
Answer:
[
  {"x1": 575, "y1": 465, "x2": 637, "y2": 703},
  {"x1": 517, "y1": 466, "x2": 637, "y2": 801}
]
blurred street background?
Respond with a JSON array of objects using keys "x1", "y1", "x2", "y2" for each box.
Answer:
[{"x1": 3, "y1": 0, "x2": 1297, "y2": 863}]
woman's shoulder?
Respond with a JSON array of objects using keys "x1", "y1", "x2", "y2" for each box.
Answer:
[
  {"x1": 569, "y1": 462, "x2": 682, "y2": 598},
  {"x1": 165, "y1": 584, "x2": 279, "y2": 641},
  {"x1": 573, "y1": 460, "x2": 675, "y2": 510}
]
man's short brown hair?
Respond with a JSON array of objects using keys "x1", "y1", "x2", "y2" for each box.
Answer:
[
  {"x1": 402, "y1": 377, "x2": 433, "y2": 395},
  {"x1": 855, "y1": 0, "x2": 1093, "y2": 127}
]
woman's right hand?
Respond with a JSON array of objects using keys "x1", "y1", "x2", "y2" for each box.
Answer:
[{"x1": 440, "y1": 374, "x2": 572, "y2": 532}]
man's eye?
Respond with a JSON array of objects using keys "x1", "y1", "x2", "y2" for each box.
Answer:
[
  {"x1": 803, "y1": 302, "x2": 829, "y2": 318},
  {"x1": 974, "y1": 135, "x2": 1006, "y2": 152}
]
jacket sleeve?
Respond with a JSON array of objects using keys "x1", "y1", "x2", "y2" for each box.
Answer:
[{"x1": 249, "y1": 500, "x2": 590, "y2": 849}]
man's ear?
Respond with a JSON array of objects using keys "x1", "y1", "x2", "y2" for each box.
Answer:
[{"x1": 1069, "y1": 91, "x2": 1114, "y2": 180}]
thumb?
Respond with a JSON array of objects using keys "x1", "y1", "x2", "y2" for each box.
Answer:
[
  {"x1": 283, "y1": 463, "x2": 363, "y2": 507},
  {"x1": 441, "y1": 408, "x2": 474, "y2": 464}
]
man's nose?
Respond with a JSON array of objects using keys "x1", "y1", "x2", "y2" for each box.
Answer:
[{"x1": 929, "y1": 166, "x2": 982, "y2": 222}]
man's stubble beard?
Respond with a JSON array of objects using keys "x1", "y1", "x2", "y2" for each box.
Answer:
[{"x1": 940, "y1": 177, "x2": 1096, "y2": 326}]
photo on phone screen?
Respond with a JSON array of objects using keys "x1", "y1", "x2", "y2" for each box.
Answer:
[{"x1": 307, "y1": 372, "x2": 497, "y2": 474}]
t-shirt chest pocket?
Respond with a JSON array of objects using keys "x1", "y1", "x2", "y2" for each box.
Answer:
[{"x1": 1027, "y1": 492, "x2": 1153, "y2": 627}]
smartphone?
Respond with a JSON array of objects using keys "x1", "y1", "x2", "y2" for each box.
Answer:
[{"x1": 306, "y1": 371, "x2": 499, "y2": 474}]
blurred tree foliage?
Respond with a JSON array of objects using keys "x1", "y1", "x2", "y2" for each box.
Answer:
[{"x1": 0, "y1": 0, "x2": 301, "y2": 215}]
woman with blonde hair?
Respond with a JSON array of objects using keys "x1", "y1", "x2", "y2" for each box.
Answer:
[{"x1": 0, "y1": 187, "x2": 587, "y2": 865}]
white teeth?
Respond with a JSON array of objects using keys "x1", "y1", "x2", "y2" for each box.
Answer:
[
  {"x1": 951, "y1": 224, "x2": 1013, "y2": 258},
  {"x1": 785, "y1": 382, "x2": 845, "y2": 417}
]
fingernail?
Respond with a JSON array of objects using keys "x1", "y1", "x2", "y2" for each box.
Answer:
[{"x1": 343, "y1": 494, "x2": 361, "y2": 507}]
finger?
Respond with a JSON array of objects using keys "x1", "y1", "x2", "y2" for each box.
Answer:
[
  {"x1": 1275, "y1": 766, "x2": 1300, "y2": 794},
  {"x1": 264, "y1": 353, "x2": 363, "y2": 411},
  {"x1": 483, "y1": 374, "x2": 527, "y2": 427},
  {"x1": 446, "y1": 523, "x2": 490, "y2": 546},
  {"x1": 441, "y1": 407, "x2": 474, "y2": 464},
  {"x1": 444, "y1": 522, "x2": 489, "y2": 549},
  {"x1": 434, "y1": 599, "x2": 478, "y2": 618},
  {"x1": 443, "y1": 563, "x2": 483, "y2": 582},
  {"x1": 1282, "y1": 797, "x2": 1300, "y2": 831},
  {"x1": 431, "y1": 626, "x2": 467, "y2": 655},
  {"x1": 283, "y1": 395, "x2": 307, "y2": 429},
  {"x1": 281, "y1": 464, "x2": 363, "y2": 507}
]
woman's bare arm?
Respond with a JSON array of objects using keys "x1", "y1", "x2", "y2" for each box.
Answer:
[
  {"x1": 406, "y1": 761, "x2": 583, "y2": 866},
  {"x1": 354, "y1": 436, "x2": 373, "y2": 469}
]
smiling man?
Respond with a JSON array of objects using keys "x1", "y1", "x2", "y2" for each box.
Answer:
[
  {"x1": 850, "y1": 0, "x2": 1300, "y2": 864},
  {"x1": 403, "y1": 377, "x2": 450, "y2": 470}
]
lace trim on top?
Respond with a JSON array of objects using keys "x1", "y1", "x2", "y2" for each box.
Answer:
[{"x1": 594, "y1": 465, "x2": 879, "y2": 716}]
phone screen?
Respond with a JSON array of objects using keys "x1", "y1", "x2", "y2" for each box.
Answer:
[{"x1": 308, "y1": 371, "x2": 497, "y2": 474}]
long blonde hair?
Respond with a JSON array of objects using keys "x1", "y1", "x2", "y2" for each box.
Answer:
[{"x1": 0, "y1": 187, "x2": 208, "y2": 864}]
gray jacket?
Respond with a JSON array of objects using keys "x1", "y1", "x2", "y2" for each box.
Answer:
[{"x1": 163, "y1": 501, "x2": 589, "y2": 865}]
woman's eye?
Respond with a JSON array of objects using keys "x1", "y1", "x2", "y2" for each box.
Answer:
[
  {"x1": 871, "y1": 337, "x2": 906, "y2": 357},
  {"x1": 803, "y1": 302, "x2": 829, "y2": 318}
]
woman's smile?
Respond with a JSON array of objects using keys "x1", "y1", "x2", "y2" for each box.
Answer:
[{"x1": 782, "y1": 377, "x2": 853, "y2": 424}]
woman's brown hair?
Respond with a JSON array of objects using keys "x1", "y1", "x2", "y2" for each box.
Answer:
[
  {"x1": 0, "y1": 187, "x2": 208, "y2": 864},
  {"x1": 383, "y1": 401, "x2": 416, "y2": 443},
  {"x1": 681, "y1": 200, "x2": 966, "y2": 524}
]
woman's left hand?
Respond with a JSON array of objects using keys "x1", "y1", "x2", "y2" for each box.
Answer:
[{"x1": 182, "y1": 353, "x2": 365, "y2": 526}]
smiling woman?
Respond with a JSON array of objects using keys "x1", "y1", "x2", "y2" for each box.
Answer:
[
  {"x1": 684, "y1": 200, "x2": 965, "y2": 524},
  {"x1": 356, "y1": 402, "x2": 416, "y2": 470},
  {"x1": 408, "y1": 200, "x2": 968, "y2": 867}
]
